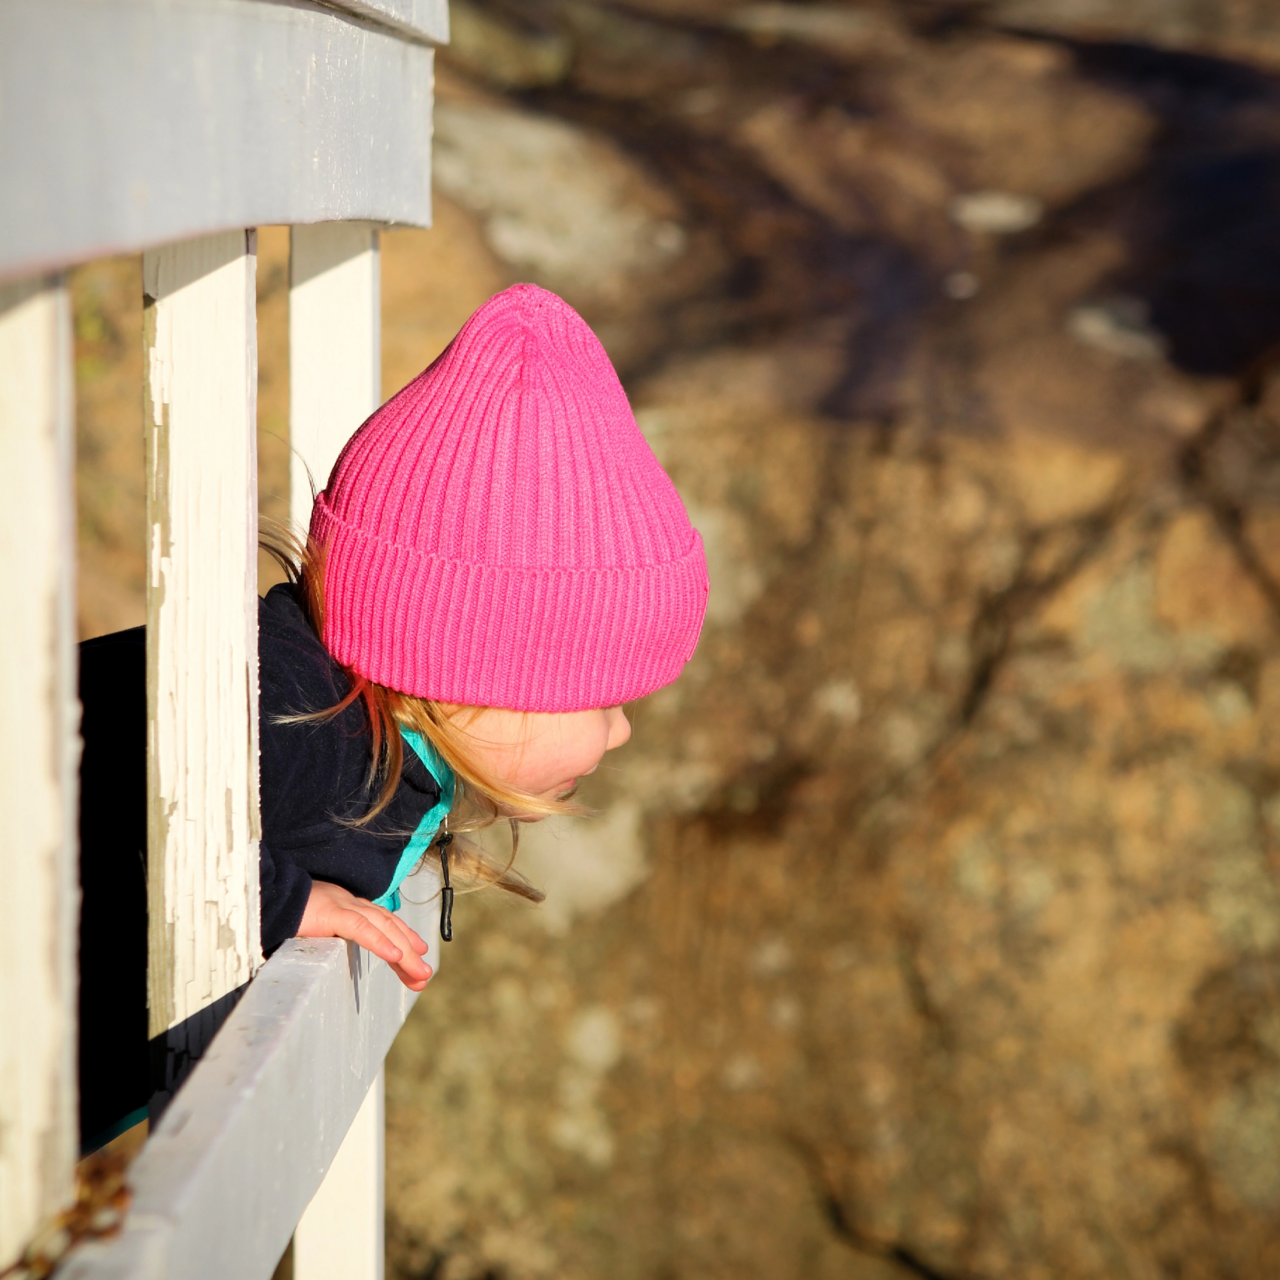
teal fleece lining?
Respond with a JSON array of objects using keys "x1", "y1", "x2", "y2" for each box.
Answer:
[{"x1": 372, "y1": 728, "x2": 456, "y2": 911}]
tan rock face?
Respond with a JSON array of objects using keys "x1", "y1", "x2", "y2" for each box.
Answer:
[
  {"x1": 432, "y1": 98, "x2": 688, "y2": 305},
  {"x1": 373, "y1": 8, "x2": 1280, "y2": 1278},
  {"x1": 885, "y1": 36, "x2": 1157, "y2": 208}
]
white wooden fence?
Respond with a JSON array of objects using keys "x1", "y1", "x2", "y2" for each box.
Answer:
[{"x1": 0, "y1": 3, "x2": 448, "y2": 1276}]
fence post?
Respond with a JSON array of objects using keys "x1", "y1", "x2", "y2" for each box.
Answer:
[
  {"x1": 0, "y1": 277, "x2": 78, "y2": 1267},
  {"x1": 143, "y1": 232, "x2": 262, "y2": 1088},
  {"x1": 288, "y1": 223, "x2": 381, "y2": 514},
  {"x1": 292, "y1": 1069, "x2": 385, "y2": 1280},
  {"x1": 287, "y1": 221, "x2": 385, "y2": 1280}
]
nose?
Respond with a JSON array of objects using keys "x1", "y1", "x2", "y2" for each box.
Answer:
[{"x1": 606, "y1": 707, "x2": 632, "y2": 751}]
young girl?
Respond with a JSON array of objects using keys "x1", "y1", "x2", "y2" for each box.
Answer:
[{"x1": 78, "y1": 283, "x2": 708, "y2": 1144}]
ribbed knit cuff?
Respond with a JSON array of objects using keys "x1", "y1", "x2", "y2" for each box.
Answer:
[{"x1": 312, "y1": 496, "x2": 709, "y2": 711}]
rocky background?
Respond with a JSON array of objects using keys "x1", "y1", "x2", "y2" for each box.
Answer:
[{"x1": 71, "y1": 3, "x2": 1280, "y2": 1278}]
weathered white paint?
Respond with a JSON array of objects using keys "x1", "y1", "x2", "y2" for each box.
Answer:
[
  {"x1": 0, "y1": 1, "x2": 435, "y2": 283},
  {"x1": 61, "y1": 871, "x2": 440, "y2": 1280},
  {"x1": 289, "y1": 223, "x2": 382, "y2": 524},
  {"x1": 0, "y1": 278, "x2": 78, "y2": 1267},
  {"x1": 144, "y1": 233, "x2": 261, "y2": 1040},
  {"x1": 294, "y1": 1071, "x2": 386, "y2": 1280},
  {"x1": 288, "y1": 219, "x2": 388, "y2": 1278},
  {"x1": 326, "y1": 0, "x2": 448, "y2": 42}
]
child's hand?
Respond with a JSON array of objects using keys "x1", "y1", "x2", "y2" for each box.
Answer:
[{"x1": 297, "y1": 881, "x2": 433, "y2": 991}]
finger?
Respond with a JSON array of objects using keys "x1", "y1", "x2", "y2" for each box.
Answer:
[
  {"x1": 396, "y1": 920, "x2": 429, "y2": 954},
  {"x1": 382, "y1": 911, "x2": 429, "y2": 956},
  {"x1": 380, "y1": 928, "x2": 432, "y2": 982},
  {"x1": 389, "y1": 959, "x2": 433, "y2": 991},
  {"x1": 350, "y1": 905, "x2": 431, "y2": 974},
  {"x1": 356, "y1": 903, "x2": 427, "y2": 956},
  {"x1": 347, "y1": 906, "x2": 432, "y2": 984},
  {"x1": 333, "y1": 908, "x2": 404, "y2": 965}
]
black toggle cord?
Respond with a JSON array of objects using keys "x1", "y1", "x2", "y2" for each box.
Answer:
[{"x1": 436, "y1": 830, "x2": 455, "y2": 942}]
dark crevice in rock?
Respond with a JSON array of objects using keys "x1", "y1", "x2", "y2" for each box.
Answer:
[
  {"x1": 785, "y1": 1132, "x2": 972, "y2": 1280},
  {"x1": 694, "y1": 758, "x2": 819, "y2": 836},
  {"x1": 826, "y1": 1195, "x2": 963, "y2": 1280},
  {"x1": 820, "y1": 247, "x2": 937, "y2": 423},
  {"x1": 1045, "y1": 32, "x2": 1280, "y2": 112},
  {"x1": 903, "y1": 3, "x2": 994, "y2": 40},
  {"x1": 884, "y1": 1244, "x2": 967, "y2": 1280},
  {"x1": 1205, "y1": 489, "x2": 1280, "y2": 619},
  {"x1": 895, "y1": 918, "x2": 957, "y2": 1053},
  {"x1": 957, "y1": 506, "x2": 1124, "y2": 727},
  {"x1": 1180, "y1": 356, "x2": 1280, "y2": 618},
  {"x1": 1143, "y1": 1137, "x2": 1239, "y2": 1280},
  {"x1": 385, "y1": 1221, "x2": 465, "y2": 1280},
  {"x1": 778, "y1": 1136, "x2": 967, "y2": 1280},
  {"x1": 803, "y1": 480, "x2": 1110, "y2": 848}
]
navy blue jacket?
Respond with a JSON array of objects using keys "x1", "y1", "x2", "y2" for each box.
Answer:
[
  {"x1": 80, "y1": 582, "x2": 441, "y2": 954},
  {"x1": 76, "y1": 584, "x2": 439, "y2": 1147},
  {"x1": 257, "y1": 582, "x2": 442, "y2": 952}
]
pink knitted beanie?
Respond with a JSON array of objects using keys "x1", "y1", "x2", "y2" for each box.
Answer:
[{"x1": 310, "y1": 284, "x2": 709, "y2": 711}]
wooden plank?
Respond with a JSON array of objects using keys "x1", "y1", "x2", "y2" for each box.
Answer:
[
  {"x1": 60, "y1": 873, "x2": 441, "y2": 1280},
  {"x1": 0, "y1": 277, "x2": 79, "y2": 1266},
  {"x1": 293, "y1": 1071, "x2": 386, "y2": 1280},
  {"x1": 289, "y1": 223, "x2": 382, "y2": 526},
  {"x1": 324, "y1": 0, "x2": 448, "y2": 43},
  {"x1": 144, "y1": 232, "x2": 261, "y2": 1050},
  {"x1": 0, "y1": 0, "x2": 435, "y2": 283}
]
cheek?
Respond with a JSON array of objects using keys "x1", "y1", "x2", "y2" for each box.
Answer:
[{"x1": 514, "y1": 718, "x2": 611, "y2": 791}]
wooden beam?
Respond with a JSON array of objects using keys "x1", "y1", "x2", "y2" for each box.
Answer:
[
  {"x1": 325, "y1": 0, "x2": 448, "y2": 42},
  {"x1": 289, "y1": 223, "x2": 382, "y2": 527},
  {"x1": 144, "y1": 232, "x2": 261, "y2": 1054},
  {"x1": 0, "y1": 277, "x2": 78, "y2": 1266},
  {"x1": 60, "y1": 875, "x2": 441, "y2": 1280},
  {"x1": 288, "y1": 219, "x2": 386, "y2": 1280},
  {"x1": 0, "y1": 0, "x2": 435, "y2": 283}
]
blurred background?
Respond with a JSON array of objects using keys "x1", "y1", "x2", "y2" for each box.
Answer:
[{"x1": 73, "y1": 2, "x2": 1280, "y2": 1277}]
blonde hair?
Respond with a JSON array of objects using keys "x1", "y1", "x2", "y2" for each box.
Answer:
[{"x1": 261, "y1": 521, "x2": 581, "y2": 904}]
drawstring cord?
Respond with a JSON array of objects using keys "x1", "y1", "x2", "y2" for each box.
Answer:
[{"x1": 435, "y1": 819, "x2": 454, "y2": 942}]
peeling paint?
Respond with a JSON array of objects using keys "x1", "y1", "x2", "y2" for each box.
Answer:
[{"x1": 143, "y1": 234, "x2": 262, "y2": 1040}]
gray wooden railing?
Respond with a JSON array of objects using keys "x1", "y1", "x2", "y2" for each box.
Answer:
[{"x1": 0, "y1": 4, "x2": 448, "y2": 1276}]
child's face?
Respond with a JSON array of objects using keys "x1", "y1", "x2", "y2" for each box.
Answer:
[{"x1": 455, "y1": 705, "x2": 631, "y2": 803}]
